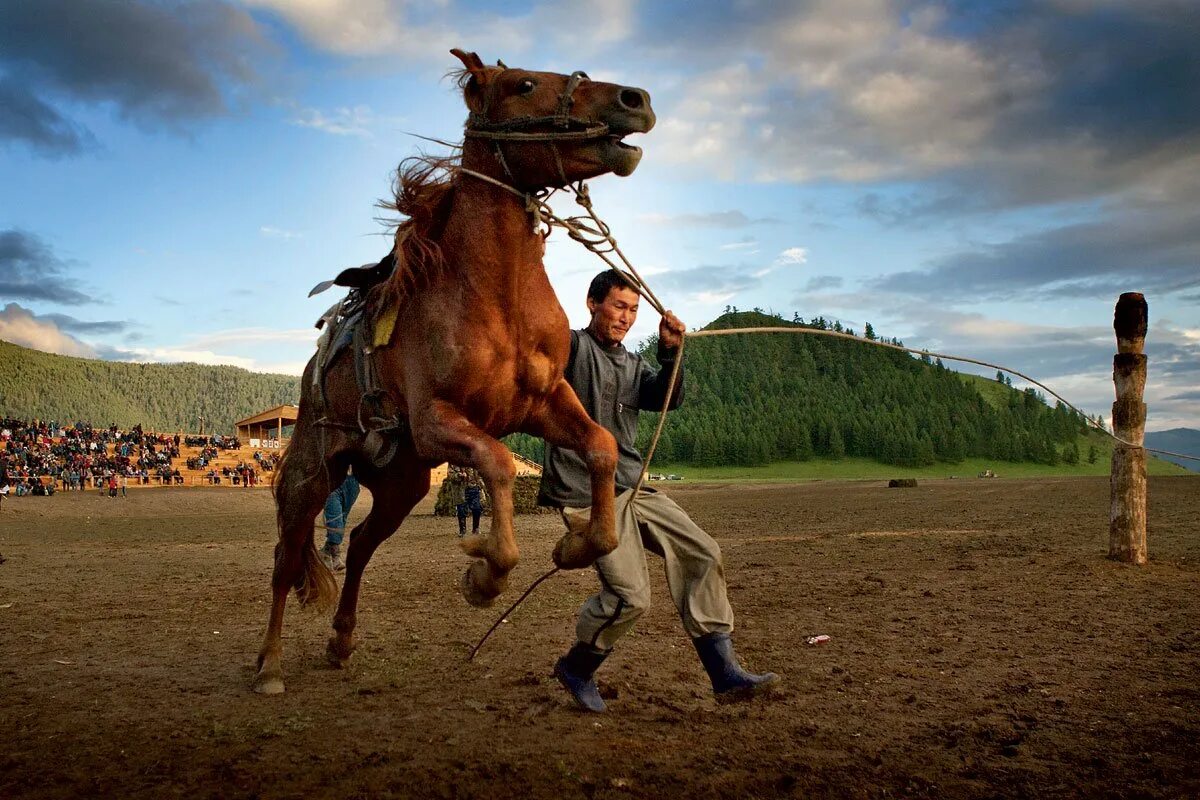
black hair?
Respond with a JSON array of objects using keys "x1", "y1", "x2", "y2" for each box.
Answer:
[{"x1": 587, "y1": 269, "x2": 637, "y2": 304}]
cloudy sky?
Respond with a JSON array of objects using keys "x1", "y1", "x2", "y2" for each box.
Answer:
[{"x1": 2, "y1": 0, "x2": 1197, "y2": 430}]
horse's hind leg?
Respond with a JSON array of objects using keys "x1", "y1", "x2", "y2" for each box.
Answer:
[
  {"x1": 327, "y1": 456, "x2": 431, "y2": 666},
  {"x1": 253, "y1": 436, "x2": 339, "y2": 694}
]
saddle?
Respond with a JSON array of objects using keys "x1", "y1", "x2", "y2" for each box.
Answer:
[
  {"x1": 308, "y1": 252, "x2": 396, "y2": 298},
  {"x1": 310, "y1": 253, "x2": 406, "y2": 468}
]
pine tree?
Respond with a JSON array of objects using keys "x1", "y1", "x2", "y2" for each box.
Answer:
[
  {"x1": 914, "y1": 432, "x2": 936, "y2": 466},
  {"x1": 693, "y1": 431, "x2": 719, "y2": 467},
  {"x1": 828, "y1": 425, "x2": 846, "y2": 460}
]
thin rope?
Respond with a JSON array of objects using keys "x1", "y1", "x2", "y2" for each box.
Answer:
[
  {"x1": 458, "y1": 162, "x2": 1194, "y2": 460},
  {"x1": 460, "y1": 160, "x2": 1197, "y2": 660},
  {"x1": 636, "y1": 339, "x2": 686, "y2": 490},
  {"x1": 502, "y1": 166, "x2": 1192, "y2": 464},
  {"x1": 468, "y1": 566, "x2": 560, "y2": 660}
]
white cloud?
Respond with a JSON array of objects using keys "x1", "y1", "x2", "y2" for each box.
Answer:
[
  {"x1": 242, "y1": 0, "x2": 530, "y2": 62},
  {"x1": 637, "y1": 209, "x2": 779, "y2": 228},
  {"x1": 183, "y1": 327, "x2": 317, "y2": 350},
  {"x1": 650, "y1": 0, "x2": 1040, "y2": 184},
  {"x1": 0, "y1": 308, "x2": 315, "y2": 376},
  {"x1": 649, "y1": 62, "x2": 768, "y2": 180},
  {"x1": 0, "y1": 303, "x2": 97, "y2": 358},
  {"x1": 775, "y1": 247, "x2": 808, "y2": 265},
  {"x1": 694, "y1": 290, "x2": 738, "y2": 305},
  {"x1": 244, "y1": 0, "x2": 408, "y2": 56},
  {"x1": 536, "y1": 0, "x2": 635, "y2": 54},
  {"x1": 259, "y1": 226, "x2": 302, "y2": 239},
  {"x1": 119, "y1": 346, "x2": 308, "y2": 375},
  {"x1": 289, "y1": 105, "x2": 374, "y2": 137}
]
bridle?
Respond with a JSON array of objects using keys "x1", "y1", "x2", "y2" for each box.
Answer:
[{"x1": 462, "y1": 69, "x2": 609, "y2": 189}]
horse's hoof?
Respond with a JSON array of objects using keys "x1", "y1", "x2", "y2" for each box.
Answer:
[
  {"x1": 460, "y1": 561, "x2": 499, "y2": 608},
  {"x1": 326, "y1": 637, "x2": 354, "y2": 668},
  {"x1": 552, "y1": 533, "x2": 598, "y2": 570},
  {"x1": 253, "y1": 672, "x2": 285, "y2": 695}
]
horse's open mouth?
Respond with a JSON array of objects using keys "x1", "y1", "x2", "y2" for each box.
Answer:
[
  {"x1": 608, "y1": 134, "x2": 642, "y2": 153},
  {"x1": 595, "y1": 129, "x2": 646, "y2": 176}
]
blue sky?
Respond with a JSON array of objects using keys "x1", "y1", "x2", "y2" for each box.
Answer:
[{"x1": 2, "y1": 0, "x2": 1198, "y2": 431}]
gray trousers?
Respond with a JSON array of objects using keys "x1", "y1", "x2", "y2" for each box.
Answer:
[{"x1": 565, "y1": 488, "x2": 734, "y2": 651}]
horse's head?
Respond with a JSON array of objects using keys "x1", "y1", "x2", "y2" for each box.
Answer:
[{"x1": 451, "y1": 49, "x2": 655, "y2": 189}]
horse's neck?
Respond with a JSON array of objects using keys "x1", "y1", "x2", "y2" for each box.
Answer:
[{"x1": 444, "y1": 178, "x2": 543, "y2": 296}]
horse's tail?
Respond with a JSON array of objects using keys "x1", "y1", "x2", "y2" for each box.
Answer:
[
  {"x1": 272, "y1": 414, "x2": 339, "y2": 612},
  {"x1": 293, "y1": 533, "x2": 338, "y2": 612}
]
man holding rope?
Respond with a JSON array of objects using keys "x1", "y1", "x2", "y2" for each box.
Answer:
[{"x1": 540, "y1": 269, "x2": 779, "y2": 712}]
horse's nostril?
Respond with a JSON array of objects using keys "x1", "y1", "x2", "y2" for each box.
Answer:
[{"x1": 619, "y1": 88, "x2": 645, "y2": 110}]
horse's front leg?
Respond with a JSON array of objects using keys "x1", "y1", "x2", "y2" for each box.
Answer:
[
  {"x1": 410, "y1": 399, "x2": 517, "y2": 607},
  {"x1": 524, "y1": 379, "x2": 618, "y2": 569}
]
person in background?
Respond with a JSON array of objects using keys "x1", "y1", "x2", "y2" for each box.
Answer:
[
  {"x1": 450, "y1": 465, "x2": 487, "y2": 538},
  {"x1": 320, "y1": 468, "x2": 360, "y2": 572}
]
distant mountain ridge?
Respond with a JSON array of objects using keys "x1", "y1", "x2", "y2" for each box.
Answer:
[
  {"x1": 0, "y1": 339, "x2": 300, "y2": 433},
  {"x1": 1145, "y1": 428, "x2": 1200, "y2": 473}
]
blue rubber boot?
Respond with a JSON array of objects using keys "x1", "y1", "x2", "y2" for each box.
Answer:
[
  {"x1": 693, "y1": 632, "x2": 780, "y2": 703},
  {"x1": 554, "y1": 643, "x2": 610, "y2": 713}
]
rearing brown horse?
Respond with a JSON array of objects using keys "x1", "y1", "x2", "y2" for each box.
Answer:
[{"x1": 254, "y1": 50, "x2": 656, "y2": 694}]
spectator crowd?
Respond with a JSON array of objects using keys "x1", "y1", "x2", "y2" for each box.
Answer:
[{"x1": 0, "y1": 418, "x2": 269, "y2": 498}]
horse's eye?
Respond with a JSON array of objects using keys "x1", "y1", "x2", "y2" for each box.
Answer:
[{"x1": 516, "y1": 78, "x2": 536, "y2": 95}]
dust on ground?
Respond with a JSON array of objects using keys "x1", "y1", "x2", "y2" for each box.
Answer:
[{"x1": 1, "y1": 477, "x2": 1197, "y2": 799}]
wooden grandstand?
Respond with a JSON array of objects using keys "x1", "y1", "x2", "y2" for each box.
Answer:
[
  {"x1": 10, "y1": 410, "x2": 543, "y2": 491},
  {"x1": 234, "y1": 405, "x2": 298, "y2": 448}
]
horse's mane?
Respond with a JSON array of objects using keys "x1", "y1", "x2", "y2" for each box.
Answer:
[
  {"x1": 369, "y1": 151, "x2": 461, "y2": 317},
  {"x1": 368, "y1": 64, "x2": 500, "y2": 317}
]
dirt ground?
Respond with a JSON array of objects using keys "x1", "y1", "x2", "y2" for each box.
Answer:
[{"x1": 1, "y1": 477, "x2": 1197, "y2": 799}]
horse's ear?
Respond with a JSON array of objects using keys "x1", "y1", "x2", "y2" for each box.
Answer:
[
  {"x1": 451, "y1": 48, "x2": 486, "y2": 74},
  {"x1": 450, "y1": 48, "x2": 493, "y2": 113}
]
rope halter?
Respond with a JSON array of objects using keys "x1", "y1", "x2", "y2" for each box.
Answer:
[{"x1": 462, "y1": 71, "x2": 609, "y2": 143}]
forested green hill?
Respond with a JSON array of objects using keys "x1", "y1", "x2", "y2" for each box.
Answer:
[
  {"x1": 3, "y1": 310, "x2": 1098, "y2": 470},
  {"x1": 506, "y1": 311, "x2": 1094, "y2": 469},
  {"x1": 0, "y1": 340, "x2": 300, "y2": 432}
]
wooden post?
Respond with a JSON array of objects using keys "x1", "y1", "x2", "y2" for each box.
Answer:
[{"x1": 1109, "y1": 292, "x2": 1148, "y2": 564}]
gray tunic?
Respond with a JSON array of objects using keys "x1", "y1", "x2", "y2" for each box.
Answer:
[{"x1": 538, "y1": 328, "x2": 683, "y2": 508}]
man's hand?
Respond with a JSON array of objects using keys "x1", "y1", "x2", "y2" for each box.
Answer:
[{"x1": 659, "y1": 311, "x2": 686, "y2": 353}]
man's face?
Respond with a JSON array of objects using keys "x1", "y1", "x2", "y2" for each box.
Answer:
[{"x1": 587, "y1": 285, "x2": 640, "y2": 346}]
